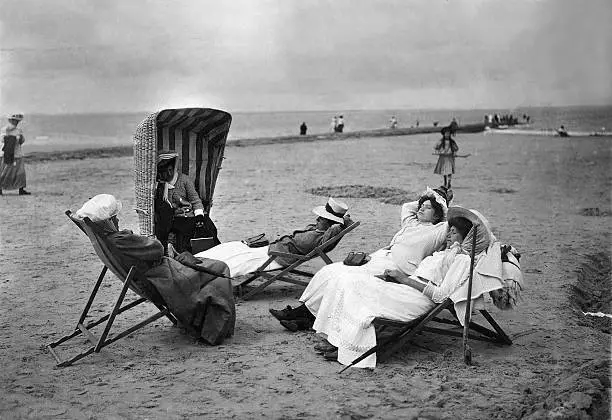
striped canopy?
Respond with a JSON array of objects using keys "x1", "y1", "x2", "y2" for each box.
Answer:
[{"x1": 133, "y1": 108, "x2": 232, "y2": 236}]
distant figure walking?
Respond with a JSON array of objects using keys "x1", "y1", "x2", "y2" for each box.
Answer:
[
  {"x1": 389, "y1": 116, "x2": 398, "y2": 129},
  {"x1": 0, "y1": 113, "x2": 31, "y2": 195},
  {"x1": 335, "y1": 115, "x2": 345, "y2": 133},
  {"x1": 300, "y1": 122, "x2": 308, "y2": 135},
  {"x1": 556, "y1": 125, "x2": 569, "y2": 137},
  {"x1": 449, "y1": 117, "x2": 459, "y2": 135},
  {"x1": 331, "y1": 116, "x2": 338, "y2": 133},
  {"x1": 433, "y1": 126, "x2": 459, "y2": 189}
]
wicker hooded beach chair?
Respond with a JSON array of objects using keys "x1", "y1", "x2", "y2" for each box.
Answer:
[{"x1": 133, "y1": 108, "x2": 232, "y2": 238}]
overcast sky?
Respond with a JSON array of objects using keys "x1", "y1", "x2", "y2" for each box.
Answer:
[{"x1": 1, "y1": 0, "x2": 610, "y2": 114}]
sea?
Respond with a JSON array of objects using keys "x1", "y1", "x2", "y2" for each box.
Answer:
[{"x1": 7, "y1": 105, "x2": 612, "y2": 154}]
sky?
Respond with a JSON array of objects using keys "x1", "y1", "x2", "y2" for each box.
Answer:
[{"x1": 0, "y1": 0, "x2": 611, "y2": 114}]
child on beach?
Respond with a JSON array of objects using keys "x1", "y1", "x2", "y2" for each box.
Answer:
[{"x1": 434, "y1": 126, "x2": 459, "y2": 189}]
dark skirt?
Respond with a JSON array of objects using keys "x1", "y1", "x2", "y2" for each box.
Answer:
[
  {"x1": 145, "y1": 257, "x2": 236, "y2": 345},
  {"x1": 0, "y1": 157, "x2": 26, "y2": 189}
]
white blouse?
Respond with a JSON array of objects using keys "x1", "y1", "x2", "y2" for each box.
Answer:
[{"x1": 388, "y1": 201, "x2": 448, "y2": 275}]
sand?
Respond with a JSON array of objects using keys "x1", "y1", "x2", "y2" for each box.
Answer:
[{"x1": 0, "y1": 132, "x2": 610, "y2": 419}]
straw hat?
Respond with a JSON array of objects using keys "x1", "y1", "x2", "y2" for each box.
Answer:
[
  {"x1": 447, "y1": 206, "x2": 495, "y2": 254},
  {"x1": 157, "y1": 150, "x2": 179, "y2": 164},
  {"x1": 312, "y1": 197, "x2": 348, "y2": 224}
]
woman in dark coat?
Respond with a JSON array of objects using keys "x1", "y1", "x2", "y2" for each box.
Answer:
[{"x1": 76, "y1": 194, "x2": 235, "y2": 345}]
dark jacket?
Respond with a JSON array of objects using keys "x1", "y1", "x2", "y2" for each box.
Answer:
[
  {"x1": 104, "y1": 228, "x2": 235, "y2": 345},
  {"x1": 267, "y1": 220, "x2": 347, "y2": 266}
]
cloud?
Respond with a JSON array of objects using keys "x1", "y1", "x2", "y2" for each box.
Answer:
[{"x1": 1, "y1": 0, "x2": 610, "y2": 113}]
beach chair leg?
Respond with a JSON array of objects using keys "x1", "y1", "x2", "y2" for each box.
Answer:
[
  {"x1": 240, "y1": 273, "x2": 281, "y2": 300},
  {"x1": 94, "y1": 267, "x2": 135, "y2": 352},
  {"x1": 77, "y1": 266, "x2": 108, "y2": 326},
  {"x1": 479, "y1": 310, "x2": 512, "y2": 345},
  {"x1": 379, "y1": 300, "x2": 453, "y2": 361}
]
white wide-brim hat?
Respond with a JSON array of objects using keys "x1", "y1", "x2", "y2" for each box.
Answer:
[
  {"x1": 312, "y1": 197, "x2": 348, "y2": 224},
  {"x1": 76, "y1": 194, "x2": 122, "y2": 222}
]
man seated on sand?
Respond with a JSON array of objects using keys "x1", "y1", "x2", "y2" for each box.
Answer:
[
  {"x1": 193, "y1": 197, "x2": 353, "y2": 277},
  {"x1": 75, "y1": 194, "x2": 236, "y2": 345}
]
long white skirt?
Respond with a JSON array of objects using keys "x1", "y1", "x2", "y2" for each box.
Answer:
[
  {"x1": 194, "y1": 241, "x2": 282, "y2": 277},
  {"x1": 300, "y1": 260, "x2": 434, "y2": 368}
]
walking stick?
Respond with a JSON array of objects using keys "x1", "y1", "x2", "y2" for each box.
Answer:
[{"x1": 462, "y1": 226, "x2": 478, "y2": 365}]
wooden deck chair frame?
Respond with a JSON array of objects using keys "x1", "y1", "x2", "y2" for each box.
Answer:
[
  {"x1": 235, "y1": 221, "x2": 361, "y2": 300},
  {"x1": 340, "y1": 225, "x2": 512, "y2": 373},
  {"x1": 46, "y1": 211, "x2": 178, "y2": 367}
]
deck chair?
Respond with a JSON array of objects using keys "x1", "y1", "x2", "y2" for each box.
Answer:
[
  {"x1": 46, "y1": 211, "x2": 178, "y2": 367},
  {"x1": 340, "y1": 225, "x2": 513, "y2": 373},
  {"x1": 235, "y1": 220, "x2": 361, "y2": 300}
]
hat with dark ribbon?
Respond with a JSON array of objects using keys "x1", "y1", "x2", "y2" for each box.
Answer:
[{"x1": 312, "y1": 197, "x2": 349, "y2": 223}]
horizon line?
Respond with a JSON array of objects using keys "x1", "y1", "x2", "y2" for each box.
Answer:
[{"x1": 4, "y1": 103, "x2": 611, "y2": 117}]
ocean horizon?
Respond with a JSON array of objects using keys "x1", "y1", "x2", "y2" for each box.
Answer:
[{"x1": 4, "y1": 104, "x2": 611, "y2": 154}]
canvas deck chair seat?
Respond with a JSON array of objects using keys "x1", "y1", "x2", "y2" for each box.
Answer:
[
  {"x1": 46, "y1": 211, "x2": 179, "y2": 368},
  {"x1": 235, "y1": 220, "x2": 361, "y2": 300},
  {"x1": 133, "y1": 108, "x2": 232, "y2": 249},
  {"x1": 340, "y1": 223, "x2": 517, "y2": 373},
  {"x1": 370, "y1": 299, "x2": 512, "y2": 364}
]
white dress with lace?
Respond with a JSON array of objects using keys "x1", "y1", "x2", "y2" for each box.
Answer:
[{"x1": 301, "y1": 246, "x2": 473, "y2": 369}]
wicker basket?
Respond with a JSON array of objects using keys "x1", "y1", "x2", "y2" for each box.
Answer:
[{"x1": 133, "y1": 108, "x2": 232, "y2": 236}]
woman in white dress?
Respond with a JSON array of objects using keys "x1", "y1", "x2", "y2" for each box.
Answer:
[{"x1": 272, "y1": 206, "x2": 503, "y2": 369}]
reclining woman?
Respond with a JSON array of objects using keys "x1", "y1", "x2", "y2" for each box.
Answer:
[
  {"x1": 76, "y1": 194, "x2": 235, "y2": 345},
  {"x1": 194, "y1": 197, "x2": 353, "y2": 277},
  {"x1": 270, "y1": 186, "x2": 451, "y2": 329},
  {"x1": 155, "y1": 150, "x2": 220, "y2": 254},
  {"x1": 274, "y1": 207, "x2": 504, "y2": 368}
]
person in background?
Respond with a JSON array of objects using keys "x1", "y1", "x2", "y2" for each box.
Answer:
[
  {"x1": 300, "y1": 122, "x2": 308, "y2": 135},
  {"x1": 434, "y1": 127, "x2": 459, "y2": 189},
  {"x1": 556, "y1": 125, "x2": 569, "y2": 137},
  {"x1": 331, "y1": 116, "x2": 338, "y2": 133},
  {"x1": 0, "y1": 114, "x2": 31, "y2": 195},
  {"x1": 335, "y1": 115, "x2": 345, "y2": 133},
  {"x1": 389, "y1": 116, "x2": 398, "y2": 129}
]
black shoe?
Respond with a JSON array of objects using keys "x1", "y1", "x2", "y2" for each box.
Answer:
[
  {"x1": 270, "y1": 304, "x2": 314, "y2": 321},
  {"x1": 18, "y1": 188, "x2": 31, "y2": 195},
  {"x1": 314, "y1": 340, "x2": 337, "y2": 354},
  {"x1": 323, "y1": 350, "x2": 338, "y2": 361},
  {"x1": 279, "y1": 318, "x2": 313, "y2": 332},
  {"x1": 269, "y1": 305, "x2": 296, "y2": 321}
]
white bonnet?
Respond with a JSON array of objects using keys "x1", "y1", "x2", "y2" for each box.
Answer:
[{"x1": 75, "y1": 194, "x2": 122, "y2": 222}]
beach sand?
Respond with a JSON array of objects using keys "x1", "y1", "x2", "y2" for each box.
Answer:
[{"x1": 0, "y1": 132, "x2": 610, "y2": 419}]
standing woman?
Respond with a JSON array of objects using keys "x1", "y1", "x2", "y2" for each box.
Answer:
[
  {"x1": 0, "y1": 114, "x2": 31, "y2": 195},
  {"x1": 433, "y1": 126, "x2": 459, "y2": 189}
]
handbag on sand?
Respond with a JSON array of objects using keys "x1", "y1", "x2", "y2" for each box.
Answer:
[
  {"x1": 241, "y1": 233, "x2": 270, "y2": 248},
  {"x1": 343, "y1": 251, "x2": 370, "y2": 266}
]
